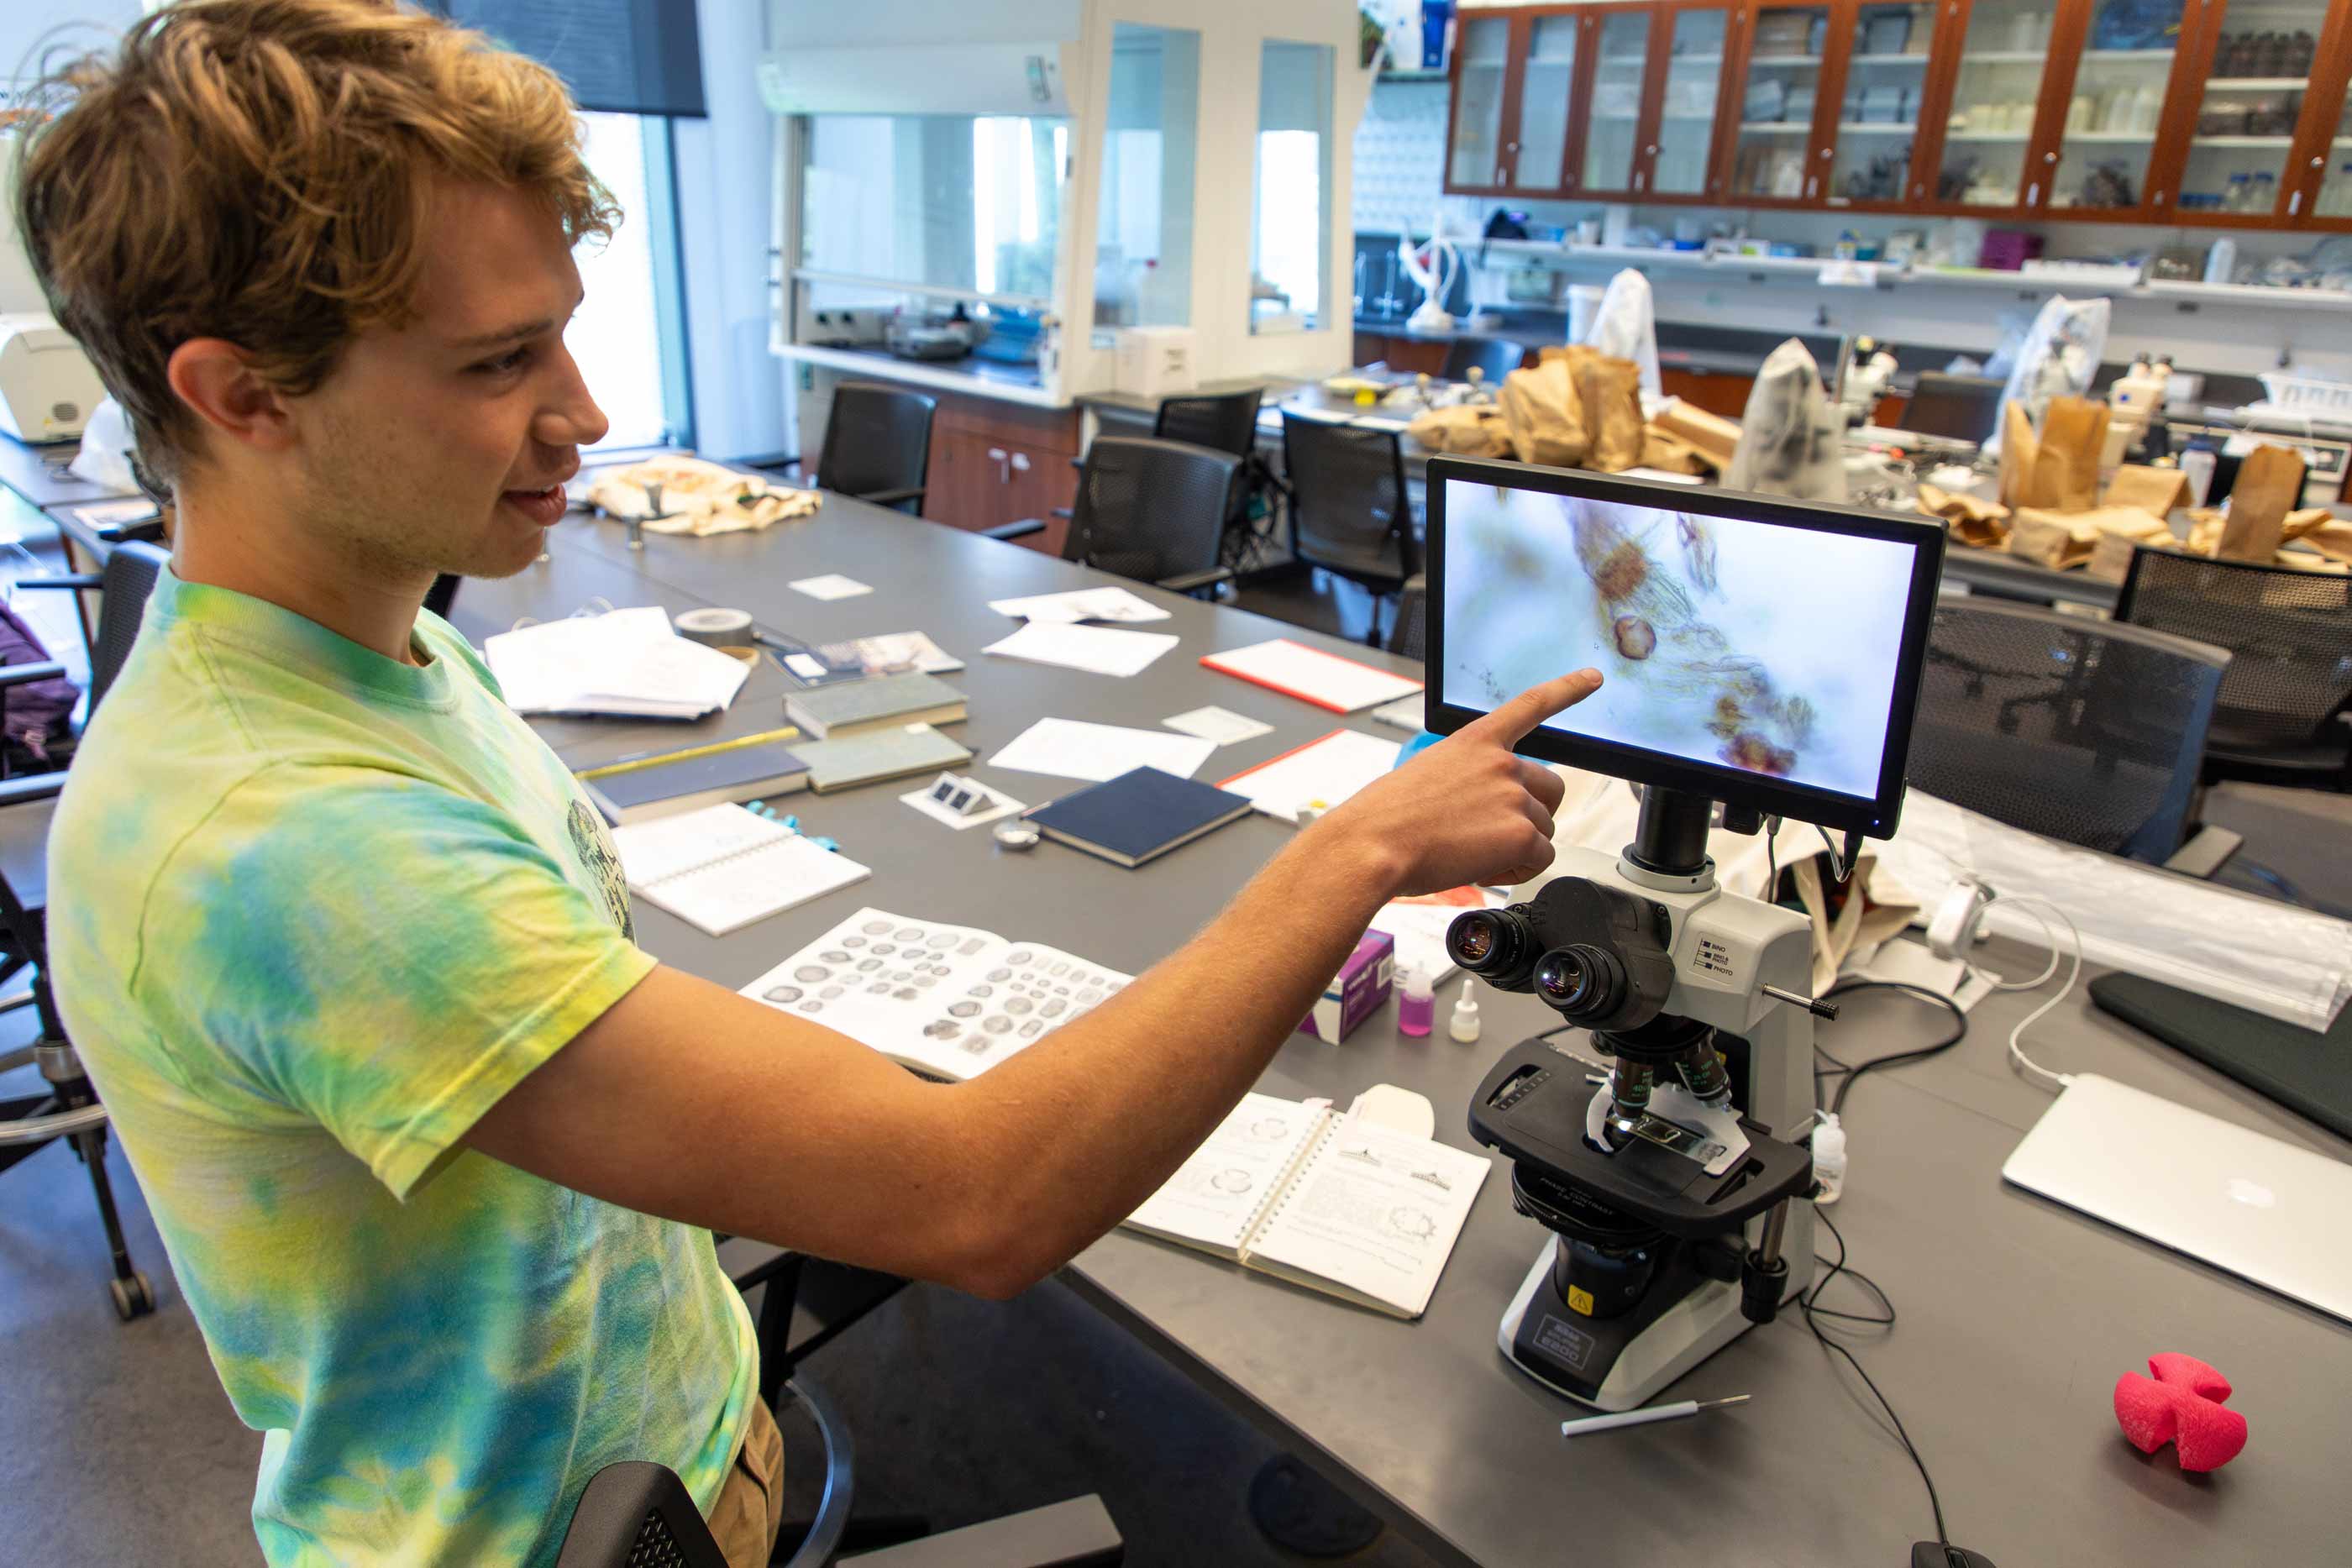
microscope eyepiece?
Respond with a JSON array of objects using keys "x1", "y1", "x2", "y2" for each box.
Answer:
[
  {"x1": 1532, "y1": 944, "x2": 1627, "y2": 1022},
  {"x1": 1447, "y1": 906, "x2": 1539, "y2": 988}
]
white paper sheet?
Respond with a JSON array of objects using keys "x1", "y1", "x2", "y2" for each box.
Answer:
[
  {"x1": 982, "y1": 621, "x2": 1179, "y2": 678},
  {"x1": 1367, "y1": 694, "x2": 1427, "y2": 732},
  {"x1": 790, "y1": 574, "x2": 874, "y2": 600},
  {"x1": 1163, "y1": 706, "x2": 1276, "y2": 747},
  {"x1": 1125, "y1": 1093, "x2": 1331, "y2": 1255},
  {"x1": 1201, "y1": 639, "x2": 1424, "y2": 713},
  {"x1": 1246, "y1": 1119, "x2": 1490, "y2": 1319},
  {"x1": 609, "y1": 804, "x2": 788, "y2": 885},
  {"x1": 988, "y1": 718, "x2": 1217, "y2": 783},
  {"x1": 987, "y1": 586, "x2": 1170, "y2": 624},
  {"x1": 1217, "y1": 730, "x2": 1402, "y2": 824},
  {"x1": 484, "y1": 606, "x2": 745, "y2": 718}
]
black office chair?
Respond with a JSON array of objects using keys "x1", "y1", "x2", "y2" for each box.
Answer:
[
  {"x1": 1898, "y1": 371, "x2": 2006, "y2": 446},
  {"x1": 1388, "y1": 572, "x2": 1428, "y2": 662},
  {"x1": 1154, "y1": 387, "x2": 1263, "y2": 458},
  {"x1": 990, "y1": 437, "x2": 1244, "y2": 599},
  {"x1": 2114, "y1": 543, "x2": 2352, "y2": 789},
  {"x1": 1280, "y1": 413, "x2": 1423, "y2": 647},
  {"x1": 0, "y1": 540, "x2": 171, "y2": 1319},
  {"x1": 812, "y1": 383, "x2": 937, "y2": 515},
  {"x1": 1439, "y1": 337, "x2": 1525, "y2": 387},
  {"x1": 1911, "y1": 597, "x2": 2239, "y2": 870},
  {"x1": 555, "y1": 1244, "x2": 1123, "y2": 1568}
]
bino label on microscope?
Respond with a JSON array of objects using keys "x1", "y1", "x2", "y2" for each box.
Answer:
[{"x1": 1694, "y1": 936, "x2": 1735, "y2": 979}]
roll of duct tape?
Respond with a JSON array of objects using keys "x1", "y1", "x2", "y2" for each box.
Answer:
[{"x1": 675, "y1": 607, "x2": 753, "y2": 647}]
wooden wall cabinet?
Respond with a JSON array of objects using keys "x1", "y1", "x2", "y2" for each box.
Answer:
[{"x1": 1441, "y1": 0, "x2": 2352, "y2": 230}]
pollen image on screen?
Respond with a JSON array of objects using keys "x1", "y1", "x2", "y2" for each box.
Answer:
[{"x1": 1441, "y1": 484, "x2": 1918, "y2": 801}]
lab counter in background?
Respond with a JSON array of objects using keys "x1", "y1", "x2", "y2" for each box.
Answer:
[{"x1": 789, "y1": 353, "x2": 1081, "y2": 556}]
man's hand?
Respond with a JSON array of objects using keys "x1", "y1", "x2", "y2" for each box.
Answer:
[{"x1": 1312, "y1": 669, "x2": 1603, "y2": 897}]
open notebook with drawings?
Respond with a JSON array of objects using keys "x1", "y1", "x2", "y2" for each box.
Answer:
[{"x1": 1121, "y1": 1090, "x2": 1490, "y2": 1319}]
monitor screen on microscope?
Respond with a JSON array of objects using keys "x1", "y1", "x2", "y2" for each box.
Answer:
[{"x1": 1422, "y1": 459, "x2": 1945, "y2": 837}]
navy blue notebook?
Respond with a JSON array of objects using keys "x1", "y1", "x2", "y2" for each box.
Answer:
[
  {"x1": 580, "y1": 742, "x2": 809, "y2": 825},
  {"x1": 1029, "y1": 767, "x2": 1254, "y2": 868}
]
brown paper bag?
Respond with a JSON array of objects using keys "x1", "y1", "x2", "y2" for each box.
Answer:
[
  {"x1": 2013, "y1": 505, "x2": 2166, "y2": 575},
  {"x1": 1557, "y1": 345, "x2": 1645, "y2": 473},
  {"x1": 2103, "y1": 464, "x2": 2192, "y2": 517},
  {"x1": 2281, "y1": 506, "x2": 2335, "y2": 542},
  {"x1": 2029, "y1": 396, "x2": 2109, "y2": 511},
  {"x1": 2218, "y1": 444, "x2": 2308, "y2": 561},
  {"x1": 1997, "y1": 401, "x2": 2040, "y2": 510},
  {"x1": 1917, "y1": 482, "x2": 2012, "y2": 549},
  {"x1": 1789, "y1": 850, "x2": 1920, "y2": 998},
  {"x1": 1497, "y1": 359, "x2": 1588, "y2": 467},
  {"x1": 1640, "y1": 428, "x2": 1713, "y2": 475},
  {"x1": 1652, "y1": 399, "x2": 1741, "y2": 471},
  {"x1": 1404, "y1": 404, "x2": 1515, "y2": 459},
  {"x1": 2299, "y1": 519, "x2": 2352, "y2": 564}
]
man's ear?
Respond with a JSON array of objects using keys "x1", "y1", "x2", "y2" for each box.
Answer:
[{"x1": 165, "y1": 339, "x2": 297, "y2": 456}]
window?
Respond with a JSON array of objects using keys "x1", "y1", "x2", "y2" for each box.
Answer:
[
  {"x1": 1093, "y1": 24, "x2": 1200, "y2": 332},
  {"x1": 570, "y1": 112, "x2": 680, "y2": 450},
  {"x1": 801, "y1": 113, "x2": 1069, "y2": 304},
  {"x1": 1251, "y1": 41, "x2": 1333, "y2": 336}
]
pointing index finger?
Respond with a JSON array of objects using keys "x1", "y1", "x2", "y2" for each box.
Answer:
[{"x1": 1468, "y1": 669, "x2": 1604, "y2": 746}]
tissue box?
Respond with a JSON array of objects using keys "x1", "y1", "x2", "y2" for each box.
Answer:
[
  {"x1": 1115, "y1": 327, "x2": 1196, "y2": 399},
  {"x1": 1298, "y1": 931, "x2": 1396, "y2": 1043}
]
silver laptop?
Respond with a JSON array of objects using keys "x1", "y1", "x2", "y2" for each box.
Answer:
[{"x1": 2002, "y1": 1073, "x2": 2352, "y2": 1325}]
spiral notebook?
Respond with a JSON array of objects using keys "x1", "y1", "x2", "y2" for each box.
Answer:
[
  {"x1": 608, "y1": 804, "x2": 871, "y2": 936},
  {"x1": 1121, "y1": 1091, "x2": 1490, "y2": 1319}
]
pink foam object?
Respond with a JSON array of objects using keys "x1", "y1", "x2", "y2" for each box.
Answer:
[{"x1": 2113, "y1": 1353, "x2": 2248, "y2": 1472}]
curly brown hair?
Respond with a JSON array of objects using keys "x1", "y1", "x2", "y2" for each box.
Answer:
[{"x1": 13, "y1": 0, "x2": 618, "y2": 490}]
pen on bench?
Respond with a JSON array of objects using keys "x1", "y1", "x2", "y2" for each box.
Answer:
[{"x1": 1560, "y1": 1395, "x2": 1750, "y2": 1439}]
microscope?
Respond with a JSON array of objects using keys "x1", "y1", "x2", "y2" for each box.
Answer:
[
  {"x1": 1420, "y1": 454, "x2": 1943, "y2": 1413},
  {"x1": 1451, "y1": 786, "x2": 1831, "y2": 1410}
]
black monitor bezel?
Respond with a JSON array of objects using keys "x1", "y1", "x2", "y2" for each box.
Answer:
[{"x1": 1424, "y1": 457, "x2": 1946, "y2": 838}]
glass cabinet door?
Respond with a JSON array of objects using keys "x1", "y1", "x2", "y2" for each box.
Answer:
[
  {"x1": 1652, "y1": 5, "x2": 1735, "y2": 197},
  {"x1": 1729, "y1": 3, "x2": 1835, "y2": 201},
  {"x1": 1583, "y1": 9, "x2": 1656, "y2": 192},
  {"x1": 1830, "y1": 3, "x2": 1935, "y2": 202},
  {"x1": 1513, "y1": 14, "x2": 1579, "y2": 191},
  {"x1": 1936, "y1": 0, "x2": 2060, "y2": 207},
  {"x1": 2171, "y1": 0, "x2": 2331, "y2": 219},
  {"x1": 2313, "y1": 91, "x2": 2352, "y2": 220},
  {"x1": 1448, "y1": 14, "x2": 1513, "y2": 188},
  {"x1": 2049, "y1": 0, "x2": 2194, "y2": 212}
]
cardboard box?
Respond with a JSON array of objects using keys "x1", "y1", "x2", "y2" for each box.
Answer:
[{"x1": 1298, "y1": 930, "x2": 1396, "y2": 1043}]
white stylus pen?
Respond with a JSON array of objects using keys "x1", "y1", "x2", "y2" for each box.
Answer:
[{"x1": 1560, "y1": 1394, "x2": 1751, "y2": 1438}]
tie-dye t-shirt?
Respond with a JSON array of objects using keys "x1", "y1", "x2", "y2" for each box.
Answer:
[{"x1": 47, "y1": 569, "x2": 755, "y2": 1565}]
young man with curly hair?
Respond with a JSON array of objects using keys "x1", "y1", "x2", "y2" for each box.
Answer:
[{"x1": 18, "y1": 3, "x2": 1596, "y2": 1562}]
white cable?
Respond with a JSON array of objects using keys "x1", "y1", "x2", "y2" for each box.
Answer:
[
  {"x1": 1971, "y1": 893, "x2": 2082, "y2": 1093},
  {"x1": 1814, "y1": 823, "x2": 1851, "y2": 885}
]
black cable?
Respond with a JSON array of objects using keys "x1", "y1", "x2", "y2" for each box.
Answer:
[
  {"x1": 1799, "y1": 1209, "x2": 1947, "y2": 1546},
  {"x1": 1815, "y1": 980, "x2": 1968, "y2": 1117}
]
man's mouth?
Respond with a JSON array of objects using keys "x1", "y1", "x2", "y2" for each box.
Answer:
[{"x1": 500, "y1": 483, "x2": 568, "y2": 527}]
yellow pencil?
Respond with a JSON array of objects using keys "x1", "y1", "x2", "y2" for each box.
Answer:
[{"x1": 574, "y1": 725, "x2": 803, "y2": 781}]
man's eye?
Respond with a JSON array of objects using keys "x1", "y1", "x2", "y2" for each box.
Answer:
[{"x1": 473, "y1": 347, "x2": 530, "y2": 375}]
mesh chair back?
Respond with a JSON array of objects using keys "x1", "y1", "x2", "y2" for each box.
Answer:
[
  {"x1": 555, "y1": 1462, "x2": 728, "y2": 1568},
  {"x1": 1389, "y1": 573, "x2": 1428, "y2": 661},
  {"x1": 816, "y1": 382, "x2": 937, "y2": 503},
  {"x1": 1911, "y1": 598, "x2": 2227, "y2": 863},
  {"x1": 1155, "y1": 387, "x2": 1264, "y2": 458},
  {"x1": 90, "y1": 542, "x2": 171, "y2": 715},
  {"x1": 2114, "y1": 545, "x2": 2352, "y2": 755},
  {"x1": 1280, "y1": 413, "x2": 1418, "y2": 590},
  {"x1": 1441, "y1": 337, "x2": 1525, "y2": 385},
  {"x1": 1063, "y1": 437, "x2": 1242, "y2": 585}
]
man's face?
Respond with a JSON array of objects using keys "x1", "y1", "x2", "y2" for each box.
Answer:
[{"x1": 288, "y1": 180, "x2": 609, "y2": 581}]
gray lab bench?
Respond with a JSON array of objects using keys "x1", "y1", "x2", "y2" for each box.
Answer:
[{"x1": 449, "y1": 496, "x2": 2349, "y2": 1567}]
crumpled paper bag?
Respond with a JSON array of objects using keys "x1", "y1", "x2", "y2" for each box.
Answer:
[
  {"x1": 1917, "y1": 482, "x2": 2012, "y2": 549},
  {"x1": 588, "y1": 455, "x2": 821, "y2": 536},
  {"x1": 1498, "y1": 358, "x2": 1588, "y2": 467},
  {"x1": 1405, "y1": 403, "x2": 1515, "y2": 459},
  {"x1": 1725, "y1": 339, "x2": 1846, "y2": 501}
]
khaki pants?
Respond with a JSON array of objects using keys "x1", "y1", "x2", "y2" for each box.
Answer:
[{"x1": 706, "y1": 1395, "x2": 785, "y2": 1568}]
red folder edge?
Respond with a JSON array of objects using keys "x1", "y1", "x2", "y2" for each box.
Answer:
[{"x1": 1197, "y1": 640, "x2": 1425, "y2": 715}]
